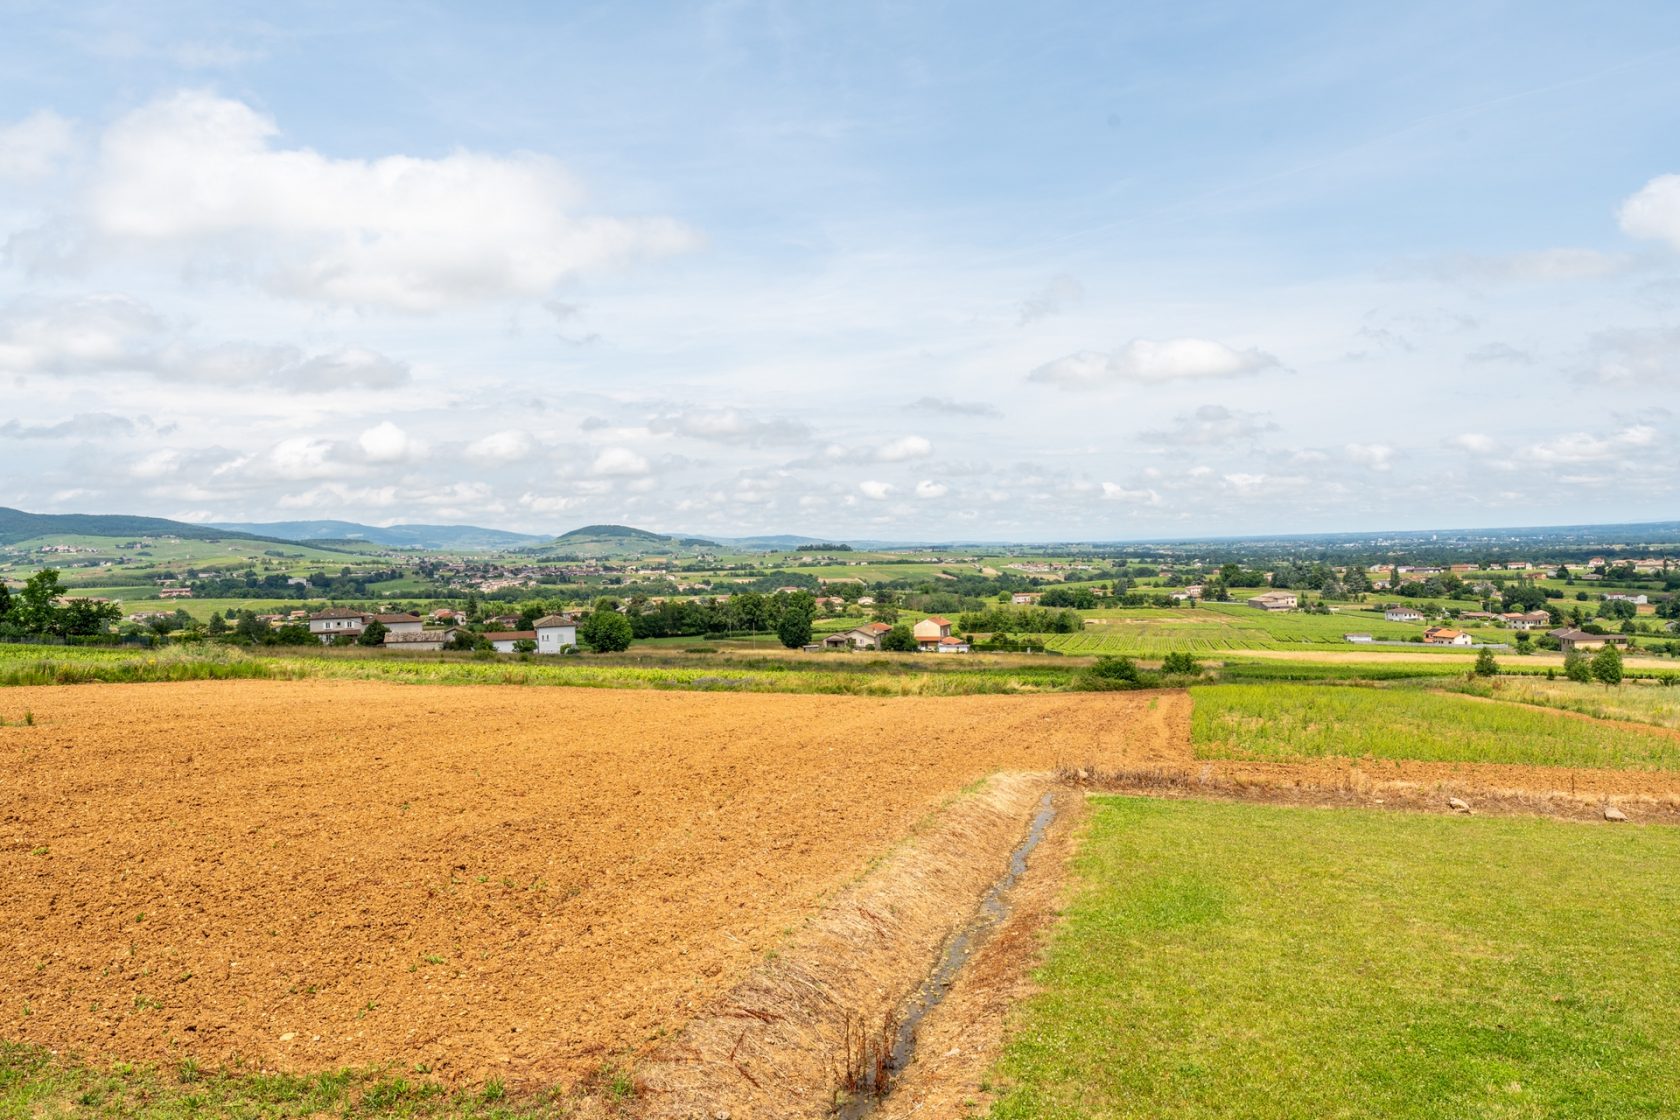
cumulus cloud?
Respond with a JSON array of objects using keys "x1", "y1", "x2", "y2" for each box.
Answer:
[
  {"x1": 1029, "y1": 338, "x2": 1278, "y2": 388},
  {"x1": 357, "y1": 421, "x2": 414, "y2": 463},
  {"x1": 1017, "y1": 274, "x2": 1083, "y2": 325},
  {"x1": 875, "y1": 435, "x2": 932, "y2": 461},
  {"x1": 1447, "y1": 432, "x2": 1498, "y2": 455},
  {"x1": 22, "y1": 91, "x2": 698, "y2": 311},
  {"x1": 1582, "y1": 326, "x2": 1680, "y2": 386},
  {"x1": 1139, "y1": 404, "x2": 1277, "y2": 447},
  {"x1": 464, "y1": 429, "x2": 536, "y2": 464},
  {"x1": 650, "y1": 408, "x2": 811, "y2": 446},
  {"x1": 590, "y1": 446, "x2": 651, "y2": 476},
  {"x1": 907, "y1": 396, "x2": 1000, "y2": 418},
  {"x1": 914, "y1": 480, "x2": 948, "y2": 499},
  {"x1": 0, "y1": 412, "x2": 136, "y2": 440},
  {"x1": 858, "y1": 480, "x2": 894, "y2": 500},
  {"x1": 1427, "y1": 248, "x2": 1636, "y2": 283},
  {"x1": 1619, "y1": 173, "x2": 1680, "y2": 251},
  {"x1": 0, "y1": 110, "x2": 76, "y2": 180}
]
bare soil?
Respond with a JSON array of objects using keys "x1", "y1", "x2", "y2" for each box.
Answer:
[{"x1": 0, "y1": 680, "x2": 1174, "y2": 1090}]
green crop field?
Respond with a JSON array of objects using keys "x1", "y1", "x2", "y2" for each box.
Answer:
[
  {"x1": 1032, "y1": 603, "x2": 1478, "y2": 657},
  {"x1": 985, "y1": 796, "x2": 1680, "y2": 1119},
  {"x1": 1191, "y1": 683, "x2": 1680, "y2": 769}
]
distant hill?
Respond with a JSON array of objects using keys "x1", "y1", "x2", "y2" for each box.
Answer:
[
  {"x1": 210, "y1": 520, "x2": 548, "y2": 550},
  {"x1": 0, "y1": 507, "x2": 281, "y2": 548},
  {"x1": 539, "y1": 524, "x2": 719, "y2": 557}
]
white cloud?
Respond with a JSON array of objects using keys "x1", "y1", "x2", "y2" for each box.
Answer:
[
  {"x1": 0, "y1": 110, "x2": 75, "y2": 180},
  {"x1": 858, "y1": 479, "x2": 894, "y2": 500},
  {"x1": 914, "y1": 480, "x2": 948, "y2": 499},
  {"x1": 1529, "y1": 425, "x2": 1655, "y2": 465},
  {"x1": 1344, "y1": 443, "x2": 1394, "y2": 470},
  {"x1": 465, "y1": 430, "x2": 536, "y2": 464},
  {"x1": 590, "y1": 446, "x2": 651, "y2": 476},
  {"x1": 1448, "y1": 432, "x2": 1498, "y2": 455},
  {"x1": 33, "y1": 91, "x2": 698, "y2": 311},
  {"x1": 1221, "y1": 473, "x2": 1268, "y2": 494},
  {"x1": 650, "y1": 408, "x2": 810, "y2": 446},
  {"x1": 267, "y1": 436, "x2": 339, "y2": 479},
  {"x1": 1100, "y1": 482, "x2": 1160, "y2": 504},
  {"x1": 1619, "y1": 173, "x2": 1680, "y2": 251},
  {"x1": 907, "y1": 396, "x2": 1000, "y2": 418},
  {"x1": 876, "y1": 435, "x2": 932, "y2": 461},
  {"x1": 0, "y1": 412, "x2": 136, "y2": 440},
  {"x1": 1029, "y1": 338, "x2": 1279, "y2": 388},
  {"x1": 1428, "y1": 248, "x2": 1635, "y2": 283},
  {"x1": 1139, "y1": 404, "x2": 1277, "y2": 447},
  {"x1": 358, "y1": 421, "x2": 413, "y2": 463}
]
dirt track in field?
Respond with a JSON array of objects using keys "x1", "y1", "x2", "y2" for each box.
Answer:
[{"x1": 0, "y1": 680, "x2": 1174, "y2": 1088}]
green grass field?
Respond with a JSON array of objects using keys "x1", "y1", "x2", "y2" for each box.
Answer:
[
  {"x1": 986, "y1": 796, "x2": 1680, "y2": 1118},
  {"x1": 1038, "y1": 602, "x2": 1479, "y2": 657},
  {"x1": 1191, "y1": 683, "x2": 1680, "y2": 769}
]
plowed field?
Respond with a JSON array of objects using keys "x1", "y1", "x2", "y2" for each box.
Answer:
[{"x1": 0, "y1": 680, "x2": 1176, "y2": 1087}]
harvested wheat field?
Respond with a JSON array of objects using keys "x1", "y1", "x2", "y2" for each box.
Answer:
[{"x1": 0, "y1": 679, "x2": 1174, "y2": 1091}]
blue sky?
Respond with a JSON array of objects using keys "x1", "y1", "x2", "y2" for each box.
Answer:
[{"x1": 1, "y1": 1, "x2": 1677, "y2": 539}]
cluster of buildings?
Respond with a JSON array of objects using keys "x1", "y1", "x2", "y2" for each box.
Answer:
[
  {"x1": 814, "y1": 616, "x2": 972, "y2": 653},
  {"x1": 306, "y1": 608, "x2": 578, "y2": 652}
]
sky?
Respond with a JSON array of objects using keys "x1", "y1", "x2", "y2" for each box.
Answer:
[{"x1": 1, "y1": 1, "x2": 1678, "y2": 542}]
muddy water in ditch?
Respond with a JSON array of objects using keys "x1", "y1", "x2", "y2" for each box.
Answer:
[{"x1": 836, "y1": 791, "x2": 1058, "y2": 1119}]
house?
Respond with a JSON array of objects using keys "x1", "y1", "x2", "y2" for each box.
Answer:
[
  {"x1": 841, "y1": 621, "x2": 893, "y2": 650},
  {"x1": 821, "y1": 632, "x2": 854, "y2": 650},
  {"x1": 1605, "y1": 593, "x2": 1648, "y2": 605},
  {"x1": 1549, "y1": 628, "x2": 1631, "y2": 655},
  {"x1": 1384, "y1": 606, "x2": 1424, "y2": 623},
  {"x1": 484, "y1": 630, "x2": 537, "y2": 653},
  {"x1": 913, "y1": 616, "x2": 953, "y2": 642},
  {"x1": 1457, "y1": 611, "x2": 1497, "y2": 622},
  {"x1": 935, "y1": 636, "x2": 971, "y2": 654},
  {"x1": 383, "y1": 629, "x2": 455, "y2": 652},
  {"x1": 430, "y1": 608, "x2": 466, "y2": 623},
  {"x1": 309, "y1": 607, "x2": 367, "y2": 642},
  {"x1": 371, "y1": 612, "x2": 423, "y2": 635},
  {"x1": 533, "y1": 614, "x2": 578, "y2": 654},
  {"x1": 1010, "y1": 592, "x2": 1041, "y2": 605},
  {"x1": 1344, "y1": 633, "x2": 1375, "y2": 644},
  {"x1": 1423, "y1": 626, "x2": 1472, "y2": 646},
  {"x1": 487, "y1": 614, "x2": 523, "y2": 629},
  {"x1": 1246, "y1": 591, "x2": 1297, "y2": 611},
  {"x1": 1502, "y1": 611, "x2": 1550, "y2": 630},
  {"x1": 158, "y1": 586, "x2": 194, "y2": 599}
]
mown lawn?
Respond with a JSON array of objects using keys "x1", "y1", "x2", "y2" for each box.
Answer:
[
  {"x1": 987, "y1": 797, "x2": 1680, "y2": 1119},
  {"x1": 1191, "y1": 682, "x2": 1680, "y2": 769}
]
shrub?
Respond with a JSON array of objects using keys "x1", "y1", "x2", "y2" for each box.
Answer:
[
  {"x1": 580, "y1": 610, "x2": 634, "y2": 653},
  {"x1": 1591, "y1": 644, "x2": 1624, "y2": 687},
  {"x1": 880, "y1": 625, "x2": 918, "y2": 652},
  {"x1": 1161, "y1": 651, "x2": 1199, "y2": 675},
  {"x1": 1473, "y1": 648, "x2": 1499, "y2": 677},
  {"x1": 1563, "y1": 650, "x2": 1591, "y2": 683}
]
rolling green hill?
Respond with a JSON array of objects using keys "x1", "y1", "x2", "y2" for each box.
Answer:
[{"x1": 0, "y1": 508, "x2": 282, "y2": 548}]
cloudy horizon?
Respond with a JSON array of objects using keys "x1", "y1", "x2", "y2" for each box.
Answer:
[{"x1": 3, "y1": 3, "x2": 1679, "y2": 541}]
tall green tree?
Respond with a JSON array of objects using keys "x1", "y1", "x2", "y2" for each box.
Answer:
[
  {"x1": 1590, "y1": 644, "x2": 1624, "y2": 687},
  {"x1": 580, "y1": 609, "x2": 633, "y2": 652},
  {"x1": 358, "y1": 620, "x2": 389, "y2": 646},
  {"x1": 17, "y1": 569, "x2": 65, "y2": 634},
  {"x1": 776, "y1": 607, "x2": 814, "y2": 649},
  {"x1": 1563, "y1": 649, "x2": 1592, "y2": 683}
]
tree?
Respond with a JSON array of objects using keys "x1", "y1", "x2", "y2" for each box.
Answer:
[
  {"x1": 16, "y1": 569, "x2": 64, "y2": 634},
  {"x1": 207, "y1": 613, "x2": 228, "y2": 636},
  {"x1": 776, "y1": 608, "x2": 814, "y2": 649},
  {"x1": 273, "y1": 622, "x2": 314, "y2": 645},
  {"x1": 580, "y1": 609, "x2": 634, "y2": 652},
  {"x1": 512, "y1": 638, "x2": 537, "y2": 653},
  {"x1": 1591, "y1": 644, "x2": 1624, "y2": 687},
  {"x1": 358, "y1": 620, "x2": 389, "y2": 646},
  {"x1": 1161, "y1": 651, "x2": 1198, "y2": 675},
  {"x1": 59, "y1": 597, "x2": 121, "y2": 637},
  {"x1": 1473, "y1": 648, "x2": 1499, "y2": 677},
  {"x1": 0, "y1": 581, "x2": 10, "y2": 624},
  {"x1": 880, "y1": 624, "x2": 918, "y2": 652},
  {"x1": 1563, "y1": 649, "x2": 1592, "y2": 683}
]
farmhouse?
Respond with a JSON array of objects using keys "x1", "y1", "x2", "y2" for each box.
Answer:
[
  {"x1": 533, "y1": 614, "x2": 578, "y2": 654},
  {"x1": 1246, "y1": 591, "x2": 1298, "y2": 611},
  {"x1": 839, "y1": 621, "x2": 893, "y2": 650},
  {"x1": 309, "y1": 607, "x2": 368, "y2": 642},
  {"x1": 935, "y1": 636, "x2": 971, "y2": 653},
  {"x1": 371, "y1": 612, "x2": 423, "y2": 635},
  {"x1": 1502, "y1": 611, "x2": 1550, "y2": 630},
  {"x1": 1605, "y1": 593, "x2": 1648, "y2": 605},
  {"x1": 1423, "y1": 626, "x2": 1472, "y2": 646},
  {"x1": 913, "y1": 616, "x2": 953, "y2": 643},
  {"x1": 1384, "y1": 606, "x2": 1424, "y2": 623},
  {"x1": 1549, "y1": 628, "x2": 1631, "y2": 655},
  {"x1": 1010, "y1": 592, "x2": 1041, "y2": 605},
  {"x1": 483, "y1": 630, "x2": 536, "y2": 653}
]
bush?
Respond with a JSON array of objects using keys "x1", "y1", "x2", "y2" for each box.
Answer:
[
  {"x1": 1161, "y1": 651, "x2": 1198, "y2": 675},
  {"x1": 880, "y1": 625, "x2": 918, "y2": 652},
  {"x1": 1473, "y1": 649, "x2": 1499, "y2": 677},
  {"x1": 1591, "y1": 644, "x2": 1624, "y2": 687},
  {"x1": 1563, "y1": 650, "x2": 1591, "y2": 684},
  {"x1": 357, "y1": 620, "x2": 389, "y2": 647}
]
